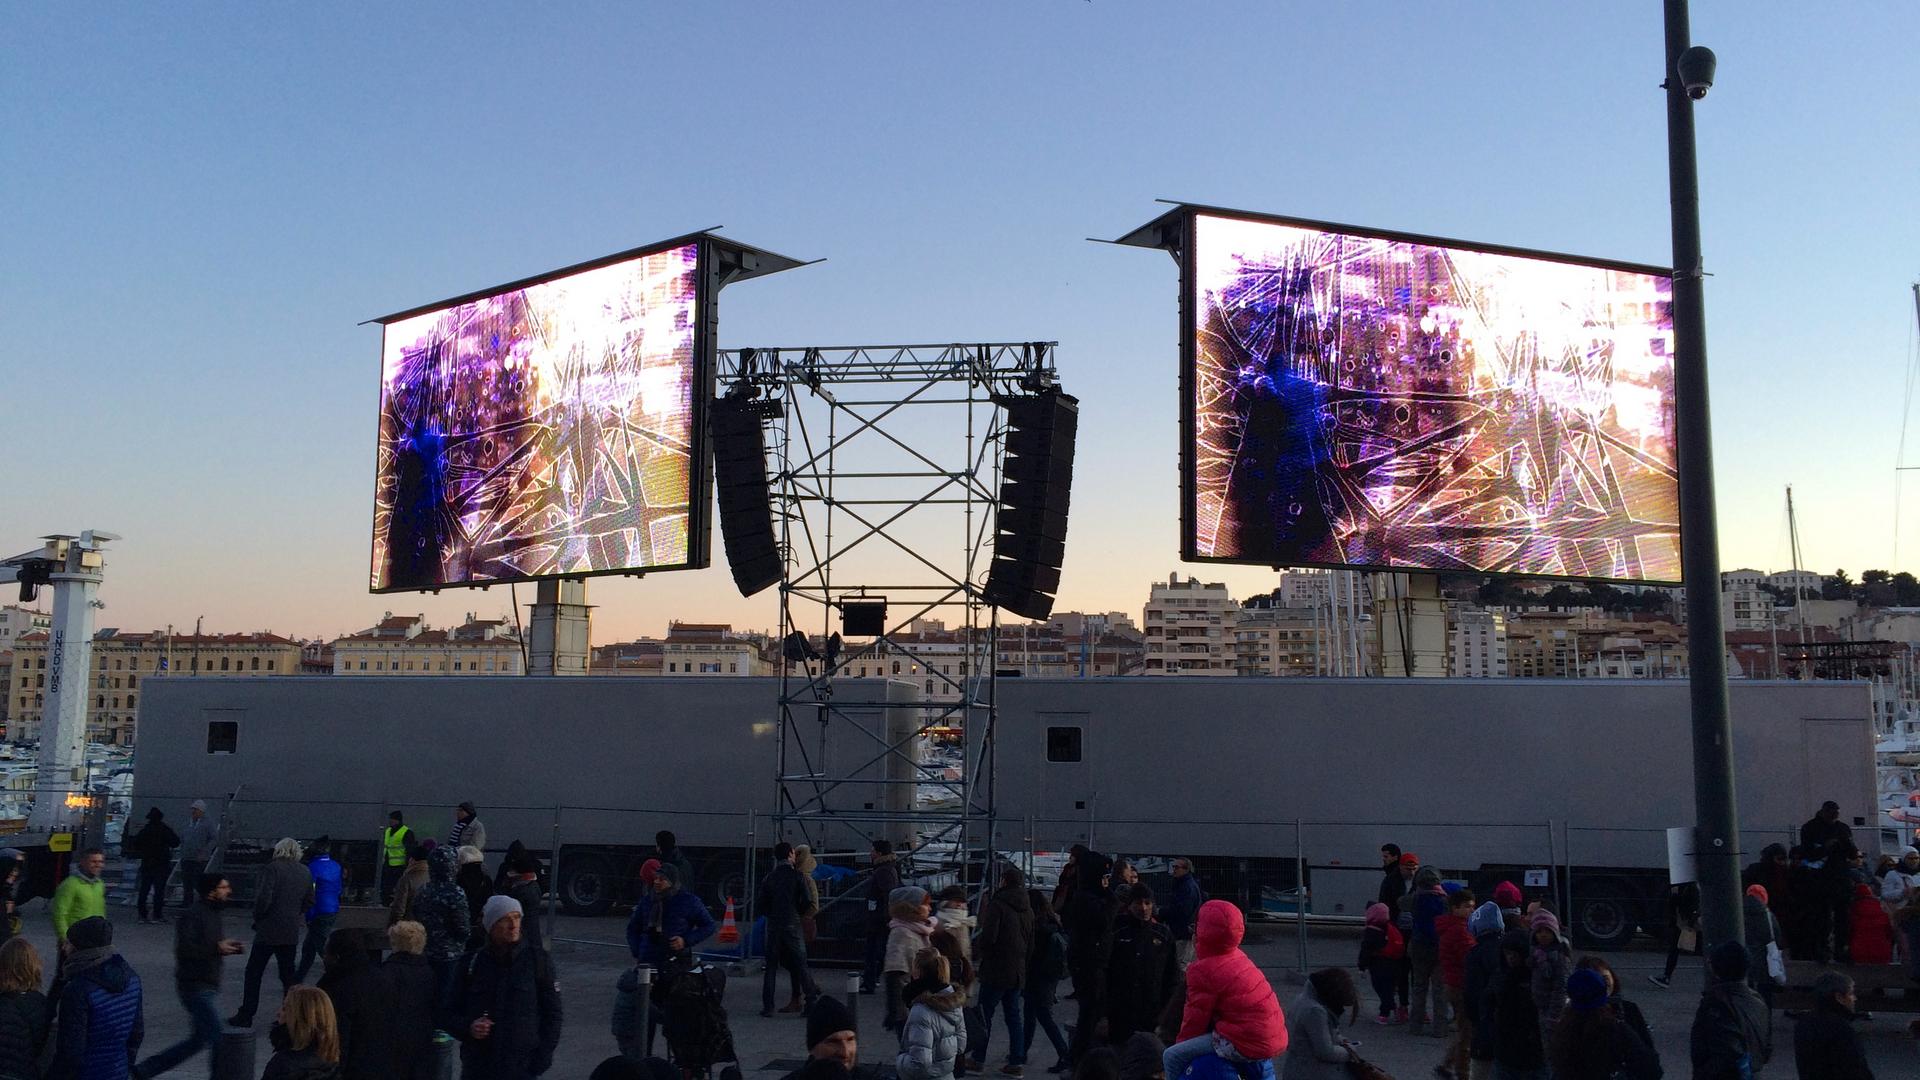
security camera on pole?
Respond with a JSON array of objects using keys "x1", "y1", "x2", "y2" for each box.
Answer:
[{"x1": 1660, "y1": 0, "x2": 1744, "y2": 950}]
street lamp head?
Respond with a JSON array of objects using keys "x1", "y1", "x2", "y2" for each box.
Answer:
[{"x1": 1677, "y1": 45, "x2": 1716, "y2": 100}]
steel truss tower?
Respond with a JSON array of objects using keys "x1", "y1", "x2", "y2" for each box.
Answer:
[{"x1": 720, "y1": 342, "x2": 1060, "y2": 885}]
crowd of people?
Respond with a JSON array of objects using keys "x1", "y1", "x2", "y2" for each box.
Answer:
[{"x1": 0, "y1": 804, "x2": 1901, "y2": 1079}]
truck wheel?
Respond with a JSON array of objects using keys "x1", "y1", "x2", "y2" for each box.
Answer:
[
  {"x1": 699, "y1": 856, "x2": 746, "y2": 914},
  {"x1": 558, "y1": 854, "x2": 614, "y2": 916},
  {"x1": 1571, "y1": 879, "x2": 1637, "y2": 949}
]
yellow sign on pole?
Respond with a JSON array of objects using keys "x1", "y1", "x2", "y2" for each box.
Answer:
[{"x1": 48, "y1": 833, "x2": 73, "y2": 853}]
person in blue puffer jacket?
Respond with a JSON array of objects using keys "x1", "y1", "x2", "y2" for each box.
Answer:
[
  {"x1": 47, "y1": 917, "x2": 143, "y2": 1080},
  {"x1": 294, "y1": 837, "x2": 344, "y2": 983},
  {"x1": 626, "y1": 863, "x2": 717, "y2": 966}
]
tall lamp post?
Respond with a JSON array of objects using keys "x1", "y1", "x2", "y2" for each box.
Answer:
[{"x1": 1663, "y1": 0, "x2": 1744, "y2": 948}]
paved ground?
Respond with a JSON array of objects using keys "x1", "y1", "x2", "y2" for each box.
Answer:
[{"x1": 19, "y1": 902, "x2": 1920, "y2": 1078}]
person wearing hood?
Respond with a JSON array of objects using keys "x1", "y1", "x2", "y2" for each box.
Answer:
[
  {"x1": 1403, "y1": 864, "x2": 1449, "y2": 1037},
  {"x1": 795, "y1": 844, "x2": 823, "y2": 949},
  {"x1": 1546, "y1": 969, "x2": 1659, "y2": 1080},
  {"x1": 457, "y1": 845, "x2": 495, "y2": 952},
  {"x1": 1792, "y1": 971, "x2": 1874, "y2": 1080},
  {"x1": 0, "y1": 937, "x2": 51, "y2": 1080},
  {"x1": 625, "y1": 861, "x2": 716, "y2": 968},
  {"x1": 1278, "y1": 968, "x2": 1358, "y2": 1080},
  {"x1": 1488, "y1": 931, "x2": 1545, "y2": 1080},
  {"x1": 1357, "y1": 902, "x2": 1405, "y2": 1025},
  {"x1": 759, "y1": 841, "x2": 822, "y2": 1018},
  {"x1": 1572, "y1": 957, "x2": 1654, "y2": 1066},
  {"x1": 782, "y1": 995, "x2": 868, "y2": 1080},
  {"x1": 411, "y1": 846, "x2": 473, "y2": 1006},
  {"x1": 1846, "y1": 880, "x2": 1894, "y2": 965},
  {"x1": 52, "y1": 848, "x2": 107, "y2": 949},
  {"x1": 176, "y1": 800, "x2": 218, "y2": 907},
  {"x1": 125, "y1": 807, "x2": 180, "y2": 925},
  {"x1": 47, "y1": 916, "x2": 143, "y2": 1080},
  {"x1": 1742, "y1": 885, "x2": 1782, "y2": 1009},
  {"x1": 897, "y1": 949, "x2": 967, "y2": 1080},
  {"x1": 1117, "y1": 1032, "x2": 1164, "y2": 1080},
  {"x1": 1460, "y1": 901, "x2": 1506, "y2": 1080},
  {"x1": 449, "y1": 802, "x2": 487, "y2": 859},
  {"x1": 1064, "y1": 852, "x2": 1115, "y2": 1066},
  {"x1": 974, "y1": 866, "x2": 1035, "y2": 1075},
  {"x1": 1106, "y1": 884, "x2": 1177, "y2": 1051},
  {"x1": 314, "y1": 930, "x2": 383, "y2": 1080},
  {"x1": 231, "y1": 837, "x2": 314, "y2": 1029},
  {"x1": 1526, "y1": 910, "x2": 1570, "y2": 1037},
  {"x1": 295, "y1": 837, "x2": 345, "y2": 983},
  {"x1": 883, "y1": 887, "x2": 937, "y2": 1031},
  {"x1": 1689, "y1": 941, "x2": 1770, "y2": 1080},
  {"x1": 1163, "y1": 900, "x2": 1286, "y2": 1080},
  {"x1": 450, "y1": 896, "x2": 563, "y2": 1080},
  {"x1": 1490, "y1": 882, "x2": 1525, "y2": 933},
  {"x1": 135, "y1": 874, "x2": 242, "y2": 1078}
]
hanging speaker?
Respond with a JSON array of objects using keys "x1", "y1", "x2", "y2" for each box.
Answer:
[
  {"x1": 710, "y1": 396, "x2": 782, "y2": 597},
  {"x1": 985, "y1": 389, "x2": 1077, "y2": 620}
]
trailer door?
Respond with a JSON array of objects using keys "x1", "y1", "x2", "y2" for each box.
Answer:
[
  {"x1": 1037, "y1": 713, "x2": 1091, "y2": 851},
  {"x1": 1802, "y1": 719, "x2": 1870, "y2": 832}
]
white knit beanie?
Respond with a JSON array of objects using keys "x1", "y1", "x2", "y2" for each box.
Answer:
[{"x1": 481, "y1": 894, "x2": 523, "y2": 931}]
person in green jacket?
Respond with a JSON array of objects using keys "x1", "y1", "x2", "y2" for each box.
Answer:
[{"x1": 53, "y1": 848, "x2": 108, "y2": 947}]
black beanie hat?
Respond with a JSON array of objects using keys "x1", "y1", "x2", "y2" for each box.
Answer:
[
  {"x1": 807, "y1": 994, "x2": 858, "y2": 1049},
  {"x1": 67, "y1": 916, "x2": 112, "y2": 950},
  {"x1": 1708, "y1": 939, "x2": 1749, "y2": 980}
]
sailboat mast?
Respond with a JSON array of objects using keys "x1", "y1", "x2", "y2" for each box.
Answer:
[{"x1": 1787, "y1": 485, "x2": 1809, "y2": 646}]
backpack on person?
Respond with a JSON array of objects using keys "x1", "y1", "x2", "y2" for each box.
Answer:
[{"x1": 1037, "y1": 926, "x2": 1070, "y2": 983}]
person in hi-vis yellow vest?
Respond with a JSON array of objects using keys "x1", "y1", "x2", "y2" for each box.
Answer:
[{"x1": 381, "y1": 810, "x2": 413, "y2": 904}]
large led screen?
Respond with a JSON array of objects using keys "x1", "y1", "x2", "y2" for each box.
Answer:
[
  {"x1": 371, "y1": 241, "x2": 704, "y2": 591},
  {"x1": 1187, "y1": 211, "x2": 1680, "y2": 582}
]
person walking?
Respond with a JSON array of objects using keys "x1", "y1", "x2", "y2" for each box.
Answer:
[
  {"x1": 175, "y1": 801, "x2": 217, "y2": 907},
  {"x1": 295, "y1": 837, "x2": 344, "y2": 983},
  {"x1": 411, "y1": 847, "x2": 472, "y2": 1007},
  {"x1": 1544, "y1": 969, "x2": 1659, "y2": 1080},
  {"x1": 625, "y1": 863, "x2": 716, "y2": 969},
  {"x1": 1163, "y1": 860, "x2": 1202, "y2": 971},
  {"x1": 1105, "y1": 884, "x2": 1176, "y2": 1049},
  {"x1": 863, "y1": 840, "x2": 901, "y2": 995},
  {"x1": 125, "y1": 808, "x2": 179, "y2": 925},
  {"x1": 1277, "y1": 968, "x2": 1358, "y2": 1080},
  {"x1": 231, "y1": 837, "x2": 314, "y2": 1028},
  {"x1": 1358, "y1": 902, "x2": 1406, "y2": 1025},
  {"x1": 1792, "y1": 971, "x2": 1874, "y2": 1080},
  {"x1": 448, "y1": 803, "x2": 488, "y2": 859},
  {"x1": 1647, "y1": 881, "x2": 1700, "y2": 989},
  {"x1": 136, "y1": 874, "x2": 243, "y2": 1077},
  {"x1": 1689, "y1": 941, "x2": 1771, "y2": 1080},
  {"x1": 457, "y1": 846, "x2": 495, "y2": 951},
  {"x1": 974, "y1": 867, "x2": 1035, "y2": 1076},
  {"x1": 380, "y1": 812, "x2": 414, "y2": 905},
  {"x1": 1022, "y1": 890, "x2": 1072, "y2": 1075},
  {"x1": 1743, "y1": 885, "x2": 1783, "y2": 1010},
  {"x1": 51, "y1": 848, "x2": 107, "y2": 951},
  {"x1": 378, "y1": 921, "x2": 439, "y2": 1080},
  {"x1": 759, "y1": 842, "x2": 821, "y2": 1018},
  {"x1": 0, "y1": 938, "x2": 51, "y2": 1080},
  {"x1": 260, "y1": 984, "x2": 342, "y2": 1080},
  {"x1": 450, "y1": 897, "x2": 563, "y2": 1080},
  {"x1": 896, "y1": 950, "x2": 966, "y2": 1080},
  {"x1": 1404, "y1": 864, "x2": 1449, "y2": 1037},
  {"x1": 47, "y1": 917, "x2": 143, "y2": 1080},
  {"x1": 1161, "y1": 900, "x2": 1287, "y2": 1080}
]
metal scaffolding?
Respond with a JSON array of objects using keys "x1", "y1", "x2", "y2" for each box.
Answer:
[{"x1": 718, "y1": 343, "x2": 1060, "y2": 884}]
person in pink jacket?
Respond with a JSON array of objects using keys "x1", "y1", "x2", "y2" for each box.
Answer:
[{"x1": 1161, "y1": 900, "x2": 1288, "y2": 1080}]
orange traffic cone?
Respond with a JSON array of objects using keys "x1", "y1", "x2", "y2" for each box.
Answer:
[{"x1": 717, "y1": 897, "x2": 740, "y2": 944}]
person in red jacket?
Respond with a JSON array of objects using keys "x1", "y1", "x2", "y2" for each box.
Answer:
[
  {"x1": 1433, "y1": 890, "x2": 1478, "y2": 1080},
  {"x1": 1160, "y1": 900, "x2": 1286, "y2": 1080},
  {"x1": 1847, "y1": 881, "x2": 1894, "y2": 965}
]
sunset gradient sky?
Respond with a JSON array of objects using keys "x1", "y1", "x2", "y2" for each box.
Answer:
[{"x1": 5, "y1": 2, "x2": 1917, "y2": 643}]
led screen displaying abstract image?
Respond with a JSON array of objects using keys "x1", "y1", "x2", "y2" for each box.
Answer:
[
  {"x1": 371, "y1": 242, "x2": 702, "y2": 591},
  {"x1": 1188, "y1": 212, "x2": 1680, "y2": 582}
]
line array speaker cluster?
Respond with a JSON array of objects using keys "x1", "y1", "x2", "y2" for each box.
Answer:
[
  {"x1": 710, "y1": 396, "x2": 782, "y2": 597},
  {"x1": 984, "y1": 389, "x2": 1078, "y2": 620}
]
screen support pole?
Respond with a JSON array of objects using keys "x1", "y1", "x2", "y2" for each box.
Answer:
[
  {"x1": 1663, "y1": 0, "x2": 1743, "y2": 951},
  {"x1": 527, "y1": 580, "x2": 593, "y2": 676}
]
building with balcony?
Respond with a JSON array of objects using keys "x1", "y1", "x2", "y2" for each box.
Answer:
[{"x1": 1142, "y1": 574, "x2": 1238, "y2": 675}]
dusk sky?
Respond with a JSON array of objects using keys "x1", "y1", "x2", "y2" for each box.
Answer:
[{"x1": 6, "y1": 3, "x2": 1917, "y2": 643}]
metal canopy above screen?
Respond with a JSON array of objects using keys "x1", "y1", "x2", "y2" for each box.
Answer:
[{"x1": 1116, "y1": 202, "x2": 1682, "y2": 585}]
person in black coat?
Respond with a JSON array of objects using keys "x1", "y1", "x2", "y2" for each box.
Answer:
[
  {"x1": 1487, "y1": 931, "x2": 1544, "y2": 1078},
  {"x1": 862, "y1": 840, "x2": 901, "y2": 994},
  {"x1": 0, "y1": 938, "x2": 50, "y2": 1079},
  {"x1": 759, "y1": 842, "x2": 821, "y2": 1017},
  {"x1": 1462, "y1": 910, "x2": 1506, "y2": 1073},
  {"x1": 125, "y1": 807, "x2": 181, "y2": 924},
  {"x1": 1792, "y1": 971, "x2": 1875, "y2": 1080},
  {"x1": 450, "y1": 897, "x2": 562, "y2": 1080},
  {"x1": 1103, "y1": 884, "x2": 1176, "y2": 1047},
  {"x1": 1063, "y1": 851, "x2": 1113, "y2": 1065},
  {"x1": 1690, "y1": 941, "x2": 1771, "y2": 1080},
  {"x1": 457, "y1": 848, "x2": 495, "y2": 952},
  {"x1": 377, "y1": 921, "x2": 440, "y2": 1080},
  {"x1": 315, "y1": 931, "x2": 387, "y2": 1080}
]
